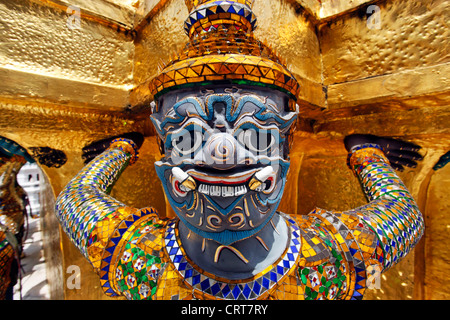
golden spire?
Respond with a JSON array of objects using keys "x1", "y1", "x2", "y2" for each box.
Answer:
[
  {"x1": 183, "y1": 0, "x2": 257, "y2": 38},
  {"x1": 149, "y1": 0, "x2": 300, "y2": 108}
]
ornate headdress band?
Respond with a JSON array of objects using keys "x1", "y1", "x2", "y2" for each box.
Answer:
[{"x1": 149, "y1": 0, "x2": 300, "y2": 110}]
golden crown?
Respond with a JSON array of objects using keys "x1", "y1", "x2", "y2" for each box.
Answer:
[{"x1": 149, "y1": 0, "x2": 300, "y2": 109}]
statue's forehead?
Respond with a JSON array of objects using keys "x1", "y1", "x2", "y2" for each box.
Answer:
[{"x1": 157, "y1": 86, "x2": 289, "y2": 118}]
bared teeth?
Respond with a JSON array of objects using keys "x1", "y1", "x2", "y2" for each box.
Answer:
[
  {"x1": 222, "y1": 186, "x2": 235, "y2": 197},
  {"x1": 197, "y1": 184, "x2": 250, "y2": 197},
  {"x1": 234, "y1": 185, "x2": 247, "y2": 196},
  {"x1": 198, "y1": 184, "x2": 209, "y2": 195},
  {"x1": 188, "y1": 166, "x2": 274, "y2": 197},
  {"x1": 210, "y1": 186, "x2": 222, "y2": 196}
]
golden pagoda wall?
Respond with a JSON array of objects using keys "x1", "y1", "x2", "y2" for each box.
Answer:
[
  {"x1": 0, "y1": 0, "x2": 163, "y2": 299},
  {"x1": 288, "y1": 0, "x2": 450, "y2": 300},
  {"x1": 0, "y1": 0, "x2": 448, "y2": 300}
]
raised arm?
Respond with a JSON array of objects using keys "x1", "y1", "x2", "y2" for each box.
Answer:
[
  {"x1": 55, "y1": 137, "x2": 141, "y2": 271},
  {"x1": 338, "y1": 136, "x2": 425, "y2": 271}
]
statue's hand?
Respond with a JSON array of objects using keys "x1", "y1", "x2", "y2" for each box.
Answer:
[
  {"x1": 344, "y1": 134, "x2": 423, "y2": 171},
  {"x1": 0, "y1": 136, "x2": 35, "y2": 163},
  {"x1": 0, "y1": 136, "x2": 67, "y2": 168},
  {"x1": 82, "y1": 132, "x2": 144, "y2": 164}
]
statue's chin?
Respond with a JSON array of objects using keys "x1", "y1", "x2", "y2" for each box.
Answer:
[{"x1": 178, "y1": 210, "x2": 277, "y2": 246}]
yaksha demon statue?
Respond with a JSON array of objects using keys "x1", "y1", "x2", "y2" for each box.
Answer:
[
  {"x1": 1, "y1": 137, "x2": 34, "y2": 299},
  {"x1": 55, "y1": 0, "x2": 424, "y2": 300}
]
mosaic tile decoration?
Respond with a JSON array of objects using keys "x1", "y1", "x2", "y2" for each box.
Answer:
[
  {"x1": 1, "y1": 153, "x2": 29, "y2": 299},
  {"x1": 347, "y1": 145, "x2": 425, "y2": 272},
  {"x1": 101, "y1": 208, "x2": 165, "y2": 299},
  {"x1": 0, "y1": 228, "x2": 15, "y2": 299},
  {"x1": 164, "y1": 215, "x2": 301, "y2": 300},
  {"x1": 55, "y1": 140, "x2": 424, "y2": 300},
  {"x1": 183, "y1": 0, "x2": 258, "y2": 37},
  {"x1": 55, "y1": 139, "x2": 138, "y2": 267},
  {"x1": 149, "y1": 0, "x2": 300, "y2": 107},
  {"x1": 0, "y1": 156, "x2": 26, "y2": 235}
]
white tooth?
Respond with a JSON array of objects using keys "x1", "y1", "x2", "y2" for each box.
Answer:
[
  {"x1": 199, "y1": 184, "x2": 209, "y2": 195},
  {"x1": 254, "y1": 166, "x2": 274, "y2": 183},
  {"x1": 222, "y1": 186, "x2": 235, "y2": 197},
  {"x1": 210, "y1": 186, "x2": 221, "y2": 196},
  {"x1": 172, "y1": 167, "x2": 189, "y2": 181},
  {"x1": 179, "y1": 184, "x2": 189, "y2": 192},
  {"x1": 234, "y1": 185, "x2": 247, "y2": 196},
  {"x1": 255, "y1": 183, "x2": 266, "y2": 192}
]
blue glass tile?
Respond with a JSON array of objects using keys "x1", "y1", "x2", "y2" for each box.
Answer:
[
  {"x1": 192, "y1": 274, "x2": 201, "y2": 286},
  {"x1": 103, "y1": 255, "x2": 112, "y2": 264},
  {"x1": 232, "y1": 285, "x2": 241, "y2": 300},
  {"x1": 270, "y1": 271, "x2": 277, "y2": 282},
  {"x1": 173, "y1": 255, "x2": 183, "y2": 263},
  {"x1": 106, "y1": 245, "x2": 116, "y2": 254},
  {"x1": 184, "y1": 268, "x2": 193, "y2": 279},
  {"x1": 227, "y1": 5, "x2": 237, "y2": 14},
  {"x1": 211, "y1": 283, "x2": 221, "y2": 296},
  {"x1": 262, "y1": 277, "x2": 270, "y2": 289},
  {"x1": 104, "y1": 288, "x2": 116, "y2": 295},
  {"x1": 242, "y1": 284, "x2": 251, "y2": 299},
  {"x1": 216, "y1": 5, "x2": 225, "y2": 13},
  {"x1": 178, "y1": 262, "x2": 187, "y2": 271},
  {"x1": 196, "y1": 11, "x2": 204, "y2": 19},
  {"x1": 167, "y1": 240, "x2": 175, "y2": 247},
  {"x1": 222, "y1": 284, "x2": 231, "y2": 297},
  {"x1": 201, "y1": 279, "x2": 210, "y2": 291},
  {"x1": 252, "y1": 281, "x2": 261, "y2": 295},
  {"x1": 276, "y1": 265, "x2": 284, "y2": 275}
]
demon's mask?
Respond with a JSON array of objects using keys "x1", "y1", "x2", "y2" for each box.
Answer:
[
  {"x1": 151, "y1": 86, "x2": 297, "y2": 245},
  {"x1": 148, "y1": 0, "x2": 300, "y2": 245}
]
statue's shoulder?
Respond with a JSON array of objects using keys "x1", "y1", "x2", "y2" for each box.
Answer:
[
  {"x1": 130, "y1": 209, "x2": 171, "y2": 253},
  {"x1": 284, "y1": 210, "x2": 369, "y2": 300},
  {"x1": 111, "y1": 210, "x2": 172, "y2": 300}
]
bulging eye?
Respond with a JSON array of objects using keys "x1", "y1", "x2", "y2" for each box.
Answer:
[
  {"x1": 237, "y1": 129, "x2": 276, "y2": 153},
  {"x1": 172, "y1": 129, "x2": 203, "y2": 155}
]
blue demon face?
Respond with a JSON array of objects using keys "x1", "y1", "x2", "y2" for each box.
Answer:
[{"x1": 151, "y1": 86, "x2": 297, "y2": 245}]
